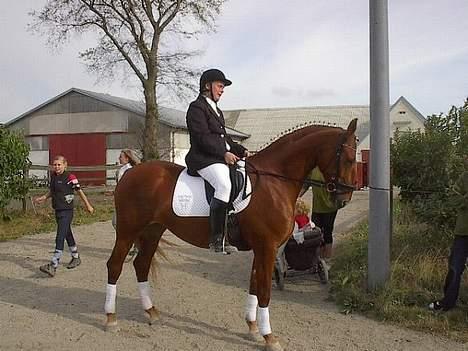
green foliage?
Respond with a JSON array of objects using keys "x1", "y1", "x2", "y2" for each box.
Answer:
[
  {"x1": 391, "y1": 99, "x2": 468, "y2": 228},
  {"x1": 330, "y1": 202, "x2": 468, "y2": 341},
  {"x1": 0, "y1": 126, "x2": 31, "y2": 218}
]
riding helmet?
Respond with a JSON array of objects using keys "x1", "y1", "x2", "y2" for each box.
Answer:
[{"x1": 199, "y1": 69, "x2": 232, "y2": 92}]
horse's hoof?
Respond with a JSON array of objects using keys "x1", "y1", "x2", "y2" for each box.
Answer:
[
  {"x1": 265, "y1": 341, "x2": 284, "y2": 351},
  {"x1": 144, "y1": 307, "x2": 160, "y2": 325},
  {"x1": 247, "y1": 331, "x2": 264, "y2": 342},
  {"x1": 104, "y1": 321, "x2": 119, "y2": 333}
]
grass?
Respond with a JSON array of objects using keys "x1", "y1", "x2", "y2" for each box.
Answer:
[
  {"x1": 0, "y1": 190, "x2": 115, "y2": 241},
  {"x1": 330, "y1": 201, "x2": 468, "y2": 342}
]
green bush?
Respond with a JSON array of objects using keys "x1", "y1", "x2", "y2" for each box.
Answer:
[
  {"x1": 391, "y1": 99, "x2": 468, "y2": 228},
  {"x1": 0, "y1": 126, "x2": 31, "y2": 219},
  {"x1": 330, "y1": 201, "x2": 468, "y2": 341}
]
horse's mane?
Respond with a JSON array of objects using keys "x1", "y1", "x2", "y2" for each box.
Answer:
[{"x1": 256, "y1": 121, "x2": 342, "y2": 154}]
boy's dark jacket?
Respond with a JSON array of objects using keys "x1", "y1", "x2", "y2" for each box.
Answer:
[{"x1": 50, "y1": 171, "x2": 79, "y2": 210}]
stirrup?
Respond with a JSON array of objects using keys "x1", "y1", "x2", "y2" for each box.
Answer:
[
  {"x1": 224, "y1": 243, "x2": 238, "y2": 254},
  {"x1": 209, "y1": 238, "x2": 237, "y2": 255},
  {"x1": 209, "y1": 242, "x2": 229, "y2": 254}
]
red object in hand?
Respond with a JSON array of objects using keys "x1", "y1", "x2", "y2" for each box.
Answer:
[{"x1": 294, "y1": 214, "x2": 310, "y2": 229}]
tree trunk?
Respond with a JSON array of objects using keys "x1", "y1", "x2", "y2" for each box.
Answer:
[{"x1": 142, "y1": 81, "x2": 159, "y2": 161}]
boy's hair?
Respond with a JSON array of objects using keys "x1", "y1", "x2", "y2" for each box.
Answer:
[
  {"x1": 53, "y1": 155, "x2": 68, "y2": 165},
  {"x1": 295, "y1": 199, "x2": 310, "y2": 215}
]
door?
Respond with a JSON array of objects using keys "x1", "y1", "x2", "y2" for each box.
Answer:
[{"x1": 49, "y1": 133, "x2": 106, "y2": 185}]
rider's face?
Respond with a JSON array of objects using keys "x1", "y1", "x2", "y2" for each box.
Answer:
[{"x1": 207, "y1": 81, "x2": 225, "y2": 102}]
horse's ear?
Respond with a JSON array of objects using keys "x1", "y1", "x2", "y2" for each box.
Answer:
[{"x1": 347, "y1": 118, "x2": 358, "y2": 134}]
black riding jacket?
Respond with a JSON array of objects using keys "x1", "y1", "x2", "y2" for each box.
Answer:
[{"x1": 185, "y1": 95, "x2": 246, "y2": 175}]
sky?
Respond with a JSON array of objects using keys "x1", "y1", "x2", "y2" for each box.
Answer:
[{"x1": 1, "y1": 0, "x2": 467, "y2": 124}]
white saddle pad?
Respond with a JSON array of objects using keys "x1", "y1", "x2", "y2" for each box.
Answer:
[{"x1": 172, "y1": 164, "x2": 252, "y2": 217}]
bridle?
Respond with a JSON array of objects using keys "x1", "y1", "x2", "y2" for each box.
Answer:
[
  {"x1": 314, "y1": 132, "x2": 356, "y2": 195},
  {"x1": 246, "y1": 131, "x2": 356, "y2": 195}
]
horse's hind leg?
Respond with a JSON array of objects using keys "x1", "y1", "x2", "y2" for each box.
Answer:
[
  {"x1": 133, "y1": 223, "x2": 166, "y2": 324},
  {"x1": 105, "y1": 235, "x2": 134, "y2": 331},
  {"x1": 245, "y1": 257, "x2": 263, "y2": 342}
]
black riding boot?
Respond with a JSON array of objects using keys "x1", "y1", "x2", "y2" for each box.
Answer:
[{"x1": 209, "y1": 198, "x2": 237, "y2": 254}]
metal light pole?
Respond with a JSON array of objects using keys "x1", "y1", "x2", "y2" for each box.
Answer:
[{"x1": 368, "y1": 0, "x2": 391, "y2": 290}]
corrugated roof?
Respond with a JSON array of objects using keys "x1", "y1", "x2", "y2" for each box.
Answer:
[
  {"x1": 6, "y1": 88, "x2": 250, "y2": 139},
  {"x1": 71, "y1": 88, "x2": 250, "y2": 138}
]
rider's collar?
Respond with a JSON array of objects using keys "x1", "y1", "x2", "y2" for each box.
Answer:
[{"x1": 204, "y1": 96, "x2": 220, "y2": 116}]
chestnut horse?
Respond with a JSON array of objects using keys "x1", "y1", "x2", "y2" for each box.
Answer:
[{"x1": 105, "y1": 118, "x2": 358, "y2": 351}]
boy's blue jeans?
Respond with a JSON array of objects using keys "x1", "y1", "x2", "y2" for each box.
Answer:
[
  {"x1": 441, "y1": 235, "x2": 468, "y2": 309},
  {"x1": 55, "y1": 209, "x2": 76, "y2": 251}
]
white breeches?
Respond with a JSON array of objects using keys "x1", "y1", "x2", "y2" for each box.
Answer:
[{"x1": 198, "y1": 163, "x2": 231, "y2": 203}]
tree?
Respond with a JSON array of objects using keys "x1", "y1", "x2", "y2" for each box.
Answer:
[
  {"x1": 0, "y1": 126, "x2": 31, "y2": 219},
  {"x1": 30, "y1": 0, "x2": 227, "y2": 160}
]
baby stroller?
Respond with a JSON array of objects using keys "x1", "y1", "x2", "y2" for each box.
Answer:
[{"x1": 274, "y1": 225, "x2": 328, "y2": 290}]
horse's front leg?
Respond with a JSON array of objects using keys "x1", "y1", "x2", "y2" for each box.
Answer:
[{"x1": 249, "y1": 246, "x2": 284, "y2": 351}]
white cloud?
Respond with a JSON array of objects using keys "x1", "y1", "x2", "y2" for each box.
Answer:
[{"x1": 1, "y1": 0, "x2": 467, "y2": 123}]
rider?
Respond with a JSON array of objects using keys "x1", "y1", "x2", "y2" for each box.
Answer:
[{"x1": 185, "y1": 69, "x2": 249, "y2": 254}]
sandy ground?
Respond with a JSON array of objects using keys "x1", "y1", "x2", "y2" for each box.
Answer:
[{"x1": 0, "y1": 191, "x2": 466, "y2": 351}]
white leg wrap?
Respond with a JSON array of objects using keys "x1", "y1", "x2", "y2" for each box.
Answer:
[
  {"x1": 138, "y1": 281, "x2": 153, "y2": 310},
  {"x1": 244, "y1": 294, "x2": 258, "y2": 322},
  {"x1": 104, "y1": 283, "x2": 117, "y2": 314},
  {"x1": 257, "y1": 307, "x2": 272, "y2": 336}
]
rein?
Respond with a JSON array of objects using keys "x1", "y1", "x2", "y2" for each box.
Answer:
[
  {"x1": 245, "y1": 132, "x2": 356, "y2": 195},
  {"x1": 245, "y1": 162, "x2": 354, "y2": 195}
]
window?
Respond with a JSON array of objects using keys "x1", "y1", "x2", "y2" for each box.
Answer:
[{"x1": 26, "y1": 136, "x2": 49, "y2": 151}]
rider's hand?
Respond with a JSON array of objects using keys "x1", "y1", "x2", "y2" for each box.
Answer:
[{"x1": 224, "y1": 152, "x2": 239, "y2": 165}]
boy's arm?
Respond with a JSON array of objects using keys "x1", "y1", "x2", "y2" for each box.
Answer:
[
  {"x1": 34, "y1": 191, "x2": 51, "y2": 204},
  {"x1": 77, "y1": 189, "x2": 94, "y2": 214}
]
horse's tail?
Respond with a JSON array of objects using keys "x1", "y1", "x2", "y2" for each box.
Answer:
[{"x1": 148, "y1": 238, "x2": 177, "y2": 286}]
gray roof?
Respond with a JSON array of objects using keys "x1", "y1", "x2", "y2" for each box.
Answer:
[
  {"x1": 224, "y1": 105, "x2": 370, "y2": 151},
  {"x1": 224, "y1": 97, "x2": 425, "y2": 151},
  {"x1": 6, "y1": 87, "x2": 250, "y2": 139}
]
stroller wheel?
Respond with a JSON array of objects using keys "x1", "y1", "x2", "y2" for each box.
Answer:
[
  {"x1": 318, "y1": 259, "x2": 329, "y2": 284},
  {"x1": 274, "y1": 267, "x2": 285, "y2": 290}
]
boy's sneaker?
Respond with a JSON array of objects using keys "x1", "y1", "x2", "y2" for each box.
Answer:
[
  {"x1": 39, "y1": 263, "x2": 56, "y2": 277},
  {"x1": 428, "y1": 300, "x2": 447, "y2": 312},
  {"x1": 67, "y1": 257, "x2": 81, "y2": 269}
]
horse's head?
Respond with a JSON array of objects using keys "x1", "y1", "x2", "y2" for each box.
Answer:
[{"x1": 317, "y1": 118, "x2": 358, "y2": 208}]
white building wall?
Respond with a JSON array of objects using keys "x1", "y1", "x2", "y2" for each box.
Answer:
[
  {"x1": 106, "y1": 149, "x2": 121, "y2": 185},
  {"x1": 29, "y1": 151, "x2": 49, "y2": 180},
  {"x1": 390, "y1": 100, "x2": 425, "y2": 134},
  {"x1": 28, "y1": 111, "x2": 128, "y2": 135},
  {"x1": 173, "y1": 132, "x2": 189, "y2": 166}
]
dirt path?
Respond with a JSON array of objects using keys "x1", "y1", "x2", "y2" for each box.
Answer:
[{"x1": 0, "y1": 192, "x2": 466, "y2": 351}]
